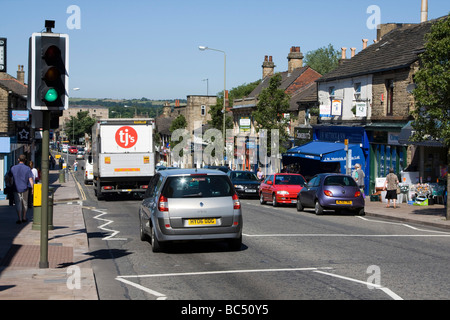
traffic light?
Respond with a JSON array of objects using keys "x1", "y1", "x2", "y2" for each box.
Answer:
[{"x1": 29, "y1": 32, "x2": 69, "y2": 110}]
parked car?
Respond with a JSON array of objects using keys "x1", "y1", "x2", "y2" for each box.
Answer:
[
  {"x1": 84, "y1": 155, "x2": 93, "y2": 185},
  {"x1": 227, "y1": 170, "x2": 260, "y2": 198},
  {"x1": 203, "y1": 165, "x2": 231, "y2": 173},
  {"x1": 138, "y1": 169, "x2": 243, "y2": 252},
  {"x1": 296, "y1": 173, "x2": 365, "y2": 216},
  {"x1": 76, "y1": 147, "x2": 85, "y2": 159},
  {"x1": 69, "y1": 146, "x2": 78, "y2": 154},
  {"x1": 259, "y1": 173, "x2": 307, "y2": 207}
]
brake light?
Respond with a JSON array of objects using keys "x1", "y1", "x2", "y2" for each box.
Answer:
[
  {"x1": 355, "y1": 191, "x2": 361, "y2": 197},
  {"x1": 141, "y1": 185, "x2": 148, "y2": 189},
  {"x1": 103, "y1": 186, "x2": 113, "y2": 190},
  {"x1": 158, "y1": 195, "x2": 169, "y2": 212},
  {"x1": 324, "y1": 190, "x2": 333, "y2": 197},
  {"x1": 232, "y1": 194, "x2": 241, "y2": 209}
]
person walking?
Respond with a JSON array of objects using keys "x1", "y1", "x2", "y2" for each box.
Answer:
[
  {"x1": 10, "y1": 154, "x2": 34, "y2": 224},
  {"x1": 354, "y1": 163, "x2": 365, "y2": 196},
  {"x1": 28, "y1": 161, "x2": 39, "y2": 207},
  {"x1": 384, "y1": 168, "x2": 399, "y2": 208}
]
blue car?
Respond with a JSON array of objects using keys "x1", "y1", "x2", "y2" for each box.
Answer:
[{"x1": 296, "y1": 173, "x2": 365, "y2": 215}]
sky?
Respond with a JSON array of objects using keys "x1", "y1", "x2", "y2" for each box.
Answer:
[{"x1": 1, "y1": 0, "x2": 449, "y2": 101}]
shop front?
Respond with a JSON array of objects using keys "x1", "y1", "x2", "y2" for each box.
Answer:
[{"x1": 283, "y1": 125, "x2": 370, "y2": 194}]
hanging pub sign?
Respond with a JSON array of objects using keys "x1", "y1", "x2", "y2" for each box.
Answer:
[
  {"x1": 355, "y1": 102, "x2": 367, "y2": 117},
  {"x1": 331, "y1": 99, "x2": 342, "y2": 116}
]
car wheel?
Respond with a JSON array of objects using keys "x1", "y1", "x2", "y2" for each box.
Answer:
[
  {"x1": 357, "y1": 208, "x2": 365, "y2": 216},
  {"x1": 228, "y1": 236, "x2": 242, "y2": 251},
  {"x1": 260, "y1": 193, "x2": 266, "y2": 205},
  {"x1": 315, "y1": 200, "x2": 323, "y2": 215},
  {"x1": 272, "y1": 194, "x2": 278, "y2": 207},
  {"x1": 150, "y1": 225, "x2": 162, "y2": 252},
  {"x1": 296, "y1": 196, "x2": 304, "y2": 211}
]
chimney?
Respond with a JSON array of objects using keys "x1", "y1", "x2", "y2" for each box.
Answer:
[
  {"x1": 421, "y1": 0, "x2": 428, "y2": 22},
  {"x1": 287, "y1": 46, "x2": 304, "y2": 73},
  {"x1": 17, "y1": 65, "x2": 25, "y2": 84},
  {"x1": 163, "y1": 102, "x2": 171, "y2": 118},
  {"x1": 362, "y1": 39, "x2": 368, "y2": 49},
  {"x1": 262, "y1": 55, "x2": 275, "y2": 78},
  {"x1": 338, "y1": 47, "x2": 347, "y2": 66},
  {"x1": 350, "y1": 48, "x2": 356, "y2": 58}
]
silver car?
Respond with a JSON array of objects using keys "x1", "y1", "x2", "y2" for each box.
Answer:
[{"x1": 139, "y1": 169, "x2": 243, "y2": 252}]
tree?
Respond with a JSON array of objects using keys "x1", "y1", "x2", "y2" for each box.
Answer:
[
  {"x1": 411, "y1": 15, "x2": 450, "y2": 219},
  {"x1": 169, "y1": 114, "x2": 187, "y2": 151},
  {"x1": 252, "y1": 73, "x2": 291, "y2": 155},
  {"x1": 65, "y1": 111, "x2": 96, "y2": 145},
  {"x1": 303, "y1": 44, "x2": 340, "y2": 75}
]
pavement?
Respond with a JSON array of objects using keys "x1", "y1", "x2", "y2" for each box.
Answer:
[{"x1": 0, "y1": 170, "x2": 448, "y2": 300}]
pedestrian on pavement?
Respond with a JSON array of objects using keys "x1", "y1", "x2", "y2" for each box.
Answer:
[
  {"x1": 28, "y1": 161, "x2": 39, "y2": 207},
  {"x1": 257, "y1": 168, "x2": 264, "y2": 181},
  {"x1": 354, "y1": 163, "x2": 365, "y2": 196},
  {"x1": 10, "y1": 154, "x2": 34, "y2": 223},
  {"x1": 4, "y1": 166, "x2": 15, "y2": 206},
  {"x1": 384, "y1": 168, "x2": 399, "y2": 208}
]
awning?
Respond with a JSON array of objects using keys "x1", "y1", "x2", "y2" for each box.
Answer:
[
  {"x1": 283, "y1": 141, "x2": 365, "y2": 165},
  {"x1": 398, "y1": 121, "x2": 443, "y2": 147}
]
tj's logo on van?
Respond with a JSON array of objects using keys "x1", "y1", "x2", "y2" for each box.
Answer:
[{"x1": 115, "y1": 126, "x2": 138, "y2": 148}]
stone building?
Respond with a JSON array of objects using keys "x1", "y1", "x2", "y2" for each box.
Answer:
[
  {"x1": 0, "y1": 65, "x2": 28, "y2": 199},
  {"x1": 286, "y1": 17, "x2": 447, "y2": 194},
  {"x1": 231, "y1": 46, "x2": 321, "y2": 171}
]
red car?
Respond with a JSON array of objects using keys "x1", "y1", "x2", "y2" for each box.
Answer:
[
  {"x1": 69, "y1": 146, "x2": 78, "y2": 154},
  {"x1": 259, "y1": 173, "x2": 307, "y2": 206}
]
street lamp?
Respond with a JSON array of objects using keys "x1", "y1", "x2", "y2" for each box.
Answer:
[{"x1": 198, "y1": 45, "x2": 227, "y2": 164}]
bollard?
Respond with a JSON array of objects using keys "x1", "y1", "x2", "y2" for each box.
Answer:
[
  {"x1": 32, "y1": 185, "x2": 54, "y2": 231},
  {"x1": 59, "y1": 169, "x2": 65, "y2": 183}
]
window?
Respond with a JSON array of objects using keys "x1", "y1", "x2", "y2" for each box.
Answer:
[
  {"x1": 354, "y1": 83, "x2": 361, "y2": 101},
  {"x1": 385, "y1": 79, "x2": 394, "y2": 116},
  {"x1": 201, "y1": 105, "x2": 206, "y2": 116},
  {"x1": 328, "y1": 86, "x2": 335, "y2": 98}
]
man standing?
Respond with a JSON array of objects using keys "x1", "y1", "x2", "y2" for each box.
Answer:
[
  {"x1": 11, "y1": 154, "x2": 34, "y2": 224},
  {"x1": 354, "y1": 163, "x2": 365, "y2": 195}
]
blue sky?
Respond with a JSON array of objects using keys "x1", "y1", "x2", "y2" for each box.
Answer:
[{"x1": 1, "y1": 0, "x2": 449, "y2": 100}]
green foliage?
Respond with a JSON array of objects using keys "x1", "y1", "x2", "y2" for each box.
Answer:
[
  {"x1": 65, "y1": 111, "x2": 96, "y2": 145},
  {"x1": 303, "y1": 44, "x2": 340, "y2": 75},
  {"x1": 252, "y1": 73, "x2": 291, "y2": 154},
  {"x1": 169, "y1": 114, "x2": 188, "y2": 150},
  {"x1": 412, "y1": 15, "x2": 450, "y2": 149}
]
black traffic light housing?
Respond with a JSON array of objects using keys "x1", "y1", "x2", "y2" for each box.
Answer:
[{"x1": 28, "y1": 32, "x2": 69, "y2": 111}]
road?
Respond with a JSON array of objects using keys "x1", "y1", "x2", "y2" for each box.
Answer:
[{"x1": 70, "y1": 159, "x2": 450, "y2": 301}]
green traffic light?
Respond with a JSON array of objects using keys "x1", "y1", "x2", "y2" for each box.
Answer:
[{"x1": 44, "y1": 88, "x2": 58, "y2": 102}]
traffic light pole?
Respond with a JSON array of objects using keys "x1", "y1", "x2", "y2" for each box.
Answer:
[{"x1": 39, "y1": 110, "x2": 50, "y2": 268}]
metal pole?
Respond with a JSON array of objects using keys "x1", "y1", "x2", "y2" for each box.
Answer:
[
  {"x1": 223, "y1": 52, "x2": 226, "y2": 166},
  {"x1": 39, "y1": 110, "x2": 50, "y2": 268}
]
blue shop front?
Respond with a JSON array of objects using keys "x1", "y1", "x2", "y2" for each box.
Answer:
[{"x1": 283, "y1": 125, "x2": 370, "y2": 194}]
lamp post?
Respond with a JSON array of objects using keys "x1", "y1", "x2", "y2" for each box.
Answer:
[{"x1": 198, "y1": 46, "x2": 227, "y2": 161}]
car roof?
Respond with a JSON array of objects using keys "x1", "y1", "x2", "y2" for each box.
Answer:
[{"x1": 157, "y1": 168, "x2": 227, "y2": 177}]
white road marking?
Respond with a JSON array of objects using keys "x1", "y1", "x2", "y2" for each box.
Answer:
[
  {"x1": 92, "y1": 209, "x2": 127, "y2": 241},
  {"x1": 116, "y1": 266, "x2": 402, "y2": 300},
  {"x1": 243, "y1": 233, "x2": 450, "y2": 237},
  {"x1": 314, "y1": 270, "x2": 403, "y2": 300},
  {"x1": 115, "y1": 277, "x2": 167, "y2": 300},
  {"x1": 357, "y1": 216, "x2": 450, "y2": 234}
]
